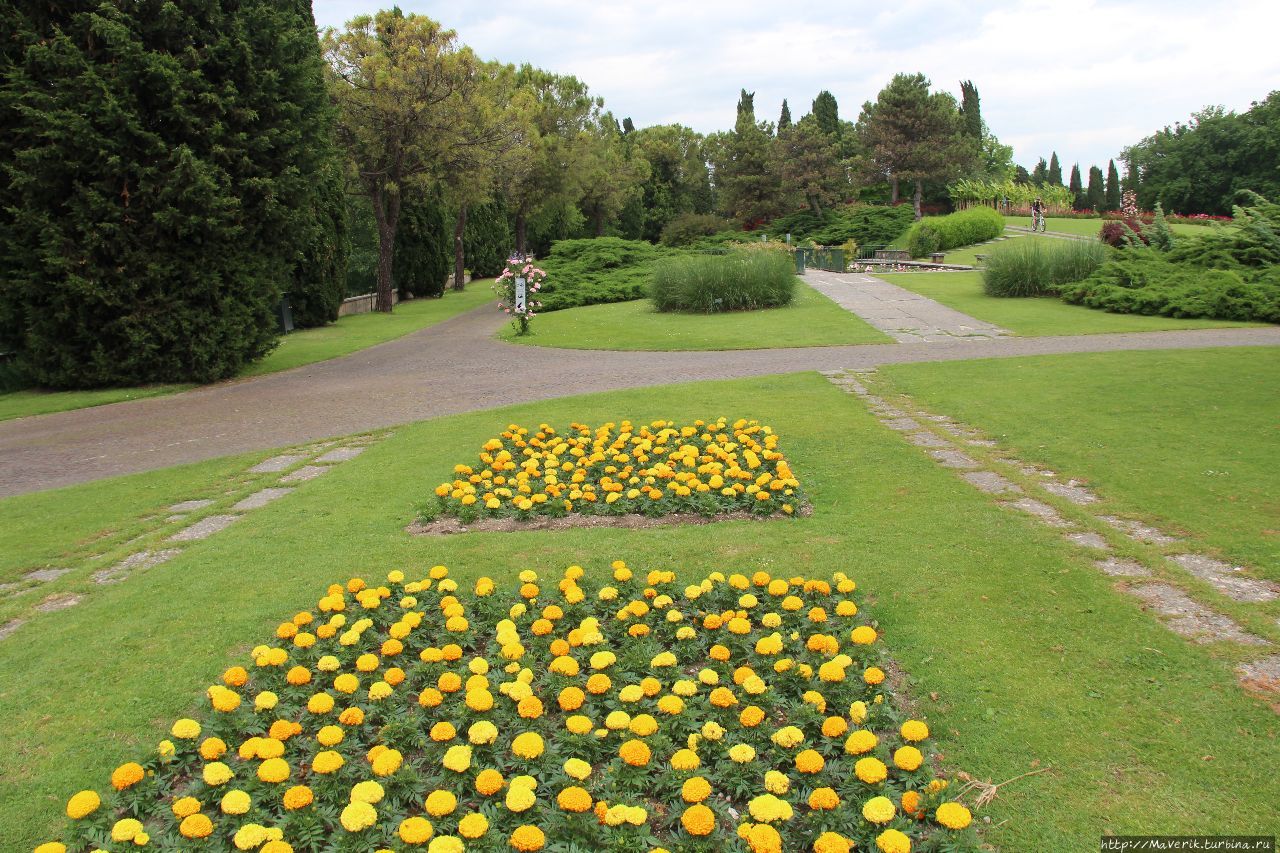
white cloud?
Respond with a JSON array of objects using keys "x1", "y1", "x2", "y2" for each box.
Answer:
[{"x1": 312, "y1": 0, "x2": 1280, "y2": 170}]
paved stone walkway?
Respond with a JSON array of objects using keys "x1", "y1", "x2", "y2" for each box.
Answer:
[
  {"x1": 826, "y1": 370, "x2": 1280, "y2": 701},
  {"x1": 1, "y1": 300, "x2": 1278, "y2": 497},
  {"x1": 803, "y1": 270, "x2": 1009, "y2": 342}
]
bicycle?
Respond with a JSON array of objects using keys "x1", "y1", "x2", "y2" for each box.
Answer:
[{"x1": 1031, "y1": 209, "x2": 1046, "y2": 232}]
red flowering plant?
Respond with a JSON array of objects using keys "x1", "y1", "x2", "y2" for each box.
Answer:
[{"x1": 494, "y1": 256, "x2": 546, "y2": 336}]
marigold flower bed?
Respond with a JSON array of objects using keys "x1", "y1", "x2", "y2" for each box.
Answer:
[
  {"x1": 427, "y1": 418, "x2": 806, "y2": 523},
  {"x1": 41, "y1": 562, "x2": 980, "y2": 853}
]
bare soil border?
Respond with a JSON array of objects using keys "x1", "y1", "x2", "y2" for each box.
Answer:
[{"x1": 406, "y1": 505, "x2": 812, "y2": 536}]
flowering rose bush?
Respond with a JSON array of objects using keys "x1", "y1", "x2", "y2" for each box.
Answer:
[
  {"x1": 494, "y1": 259, "x2": 546, "y2": 336},
  {"x1": 428, "y1": 418, "x2": 805, "y2": 522},
  {"x1": 40, "y1": 562, "x2": 980, "y2": 853}
]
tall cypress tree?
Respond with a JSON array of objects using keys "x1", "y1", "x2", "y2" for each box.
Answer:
[
  {"x1": 1069, "y1": 164, "x2": 1085, "y2": 210},
  {"x1": 812, "y1": 90, "x2": 840, "y2": 138},
  {"x1": 1122, "y1": 160, "x2": 1140, "y2": 196},
  {"x1": 778, "y1": 99, "x2": 792, "y2": 132},
  {"x1": 958, "y1": 80, "x2": 982, "y2": 139},
  {"x1": 1086, "y1": 165, "x2": 1105, "y2": 211},
  {"x1": 394, "y1": 190, "x2": 451, "y2": 298},
  {"x1": 1104, "y1": 159, "x2": 1122, "y2": 211},
  {"x1": 1047, "y1": 152, "x2": 1063, "y2": 186},
  {"x1": 0, "y1": 0, "x2": 346, "y2": 387}
]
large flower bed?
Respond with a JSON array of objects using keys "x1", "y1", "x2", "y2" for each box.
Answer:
[
  {"x1": 427, "y1": 419, "x2": 806, "y2": 522},
  {"x1": 41, "y1": 563, "x2": 980, "y2": 853}
]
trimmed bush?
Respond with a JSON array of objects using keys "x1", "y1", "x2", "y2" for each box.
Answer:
[
  {"x1": 767, "y1": 204, "x2": 915, "y2": 252},
  {"x1": 537, "y1": 238, "x2": 671, "y2": 311},
  {"x1": 901, "y1": 207, "x2": 1004, "y2": 257},
  {"x1": 907, "y1": 225, "x2": 942, "y2": 259},
  {"x1": 660, "y1": 213, "x2": 736, "y2": 247},
  {"x1": 651, "y1": 250, "x2": 795, "y2": 313},
  {"x1": 983, "y1": 239, "x2": 1110, "y2": 297}
]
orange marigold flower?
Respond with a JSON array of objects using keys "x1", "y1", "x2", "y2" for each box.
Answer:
[
  {"x1": 283, "y1": 785, "x2": 313, "y2": 810},
  {"x1": 682, "y1": 776, "x2": 712, "y2": 803},
  {"x1": 681, "y1": 804, "x2": 716, "y2": 836},
  {"x1": 110, "y1": 762, "x2": 144, "y2": 791},
  {"x1": 475, "y1": 769, "x2": 505, "y2": 796},
  {"x1": 509, "y1": 825, "x2": 545, "y2": 852},
  {"x1": 557, "y1": 786, "x2": 593, "y2": 813},
  {"x1": 179, "y1": 813, "x2": 214, "y2": 839}
]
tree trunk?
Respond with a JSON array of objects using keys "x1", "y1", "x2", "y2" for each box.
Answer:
[
  {"x1": 913, "y1": 180, "x2": 923, "y2": 220},
  {"x1": 515, "y1": 211, "x2": 527, "y2": 256},
  {"x1": 452, "y1": 205, "x2": 467, "y2": 292},
  {"x1": 807, "y1": 194, "x2": 822, "y2": 216},
  {"x1": 369, "y1": 185, "x2": 400, "y2": 313},
  {"x1": 593, "y1": 206, "x2": 605, "y2": 237},
  {"x1": 890, "y1": 175, "x2": 899, "y2": 205}
]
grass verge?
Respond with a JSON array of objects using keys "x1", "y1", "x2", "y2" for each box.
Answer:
[
  {"x1": 880, "y1": 271, "x2": 1261, "y2": 336},
  {"x1": 876, "y1": 347, "x2": 1280, "y2": 575},
  {"x1": 497, "y1": 281, "x2": 891, "y2": 350},
  {"x1": 0, "y1": 285, "x2": 492, "y2": 422},
  {"x1": 1, "y1": 372, "x2": 1277, "y2": 851},
  {"x1": 1001, "y1": 215, "x2": 1216, "y2": 238}
]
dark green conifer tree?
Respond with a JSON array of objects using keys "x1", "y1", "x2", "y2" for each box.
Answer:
[
  {"x1": 464, "y1": 201, "x2": 514, "y2": 278},
  {"x1": 1104, "y1": 159, "x2": 1122, "y2": 211},
  {"x1": 1069, "y1": 164, "x2": 1085, "y2": 210},
  {"x1": 1086, "y1": 165, "x2": 1106, "y2": 210},
  {"x1": 1047, "y1": 152, "x2": 1063, "y2": 186},
  {"x1": 394, "y1": 191, "x2": 451, "y2": 298},
  {"x1": 812, "y1": 90, "x2": 840, "y2": 138},
  {"x1": 778, "y1": 99, "x2": 792, "y2": 132},
  {"x1": 958, "y1": 80, "x2": 982, "y2": 139}
]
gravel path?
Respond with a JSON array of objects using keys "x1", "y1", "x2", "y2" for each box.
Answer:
[{"x1": 1, "y1": 302, "x2": 1277, "y2": 497}]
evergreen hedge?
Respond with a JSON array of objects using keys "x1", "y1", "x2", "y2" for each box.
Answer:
[
  {"x1": 900, "y1": 207, "x2": 1005, "y2": 257},
  {"x1": 394, "y1": 193, "x2": 451, "y2": 299}
]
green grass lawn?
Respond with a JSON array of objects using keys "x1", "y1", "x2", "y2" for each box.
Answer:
[
  {"x1": 497, "y1": 280, "x2": 891, "y2": 349},
  {"x1": 0, "y1": 285, "x2": 492, "y2": 422},
  {"x1": 880, "y1": 271, "x2": 1261, "y2": 336},
  {"x1": 1001, "y1": 214, "x2": 1217, "y2": 238},
  {"x1": 877, "y1": 348, "x2": 1280, "y2": 576},
  {"x1": 3, "y1": 372, "x2": 1278, "y2": 851}
]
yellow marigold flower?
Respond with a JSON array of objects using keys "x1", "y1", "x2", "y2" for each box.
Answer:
[
  {"x1": 557, "y1": 785, "x2": 593, "y2": 812},
  {"x1": 372, "y1": 748, "x2": 403, "y2": 776},
  {"x1": 863, "y1": 795, "x2": 896, "y2": 824},
  {"x1": 66, "y1": 790, "x2": 100, "y2": 819},
  {"x1": 307, "y1": 692, "x2": 335, "y2": 714},
  {"x1": 771, "y1": 726, "x2": 805, "y2": 749},
  {"x1": 728, "y1": 744, "x2": 756, "y2": 763},
  {"x1": 764, "y1": 770, "x2": 789, "y2": 794},
  {"x1": 845, "y1": 729, "x2": 878, "y2": 755},
  {"x1": 809, "y1": 787, "x2": 841, "y2": 810},
  {"x1": 475, "y1": 768, "x2": 505, "y2": 796},
  {"x1": 180, "y1": 814, "x2": 214, "y2": 839},
  {"x1": 340, "y1": 800, "x2": 378, "y2": 832},
  {"x1": 936, "y1": 801, "x2": 972, "y2": 830},
  {"x1": 709, "y1": 686, "x2": 737, "y2": 708},
  {"x1": 430, "y1": 722, "x2": 457, "y2": 742},
  {"x1": 338, "y1": 706, "x2": 364, "y2": 726},
  {"x1": 458, "y1": 811, "x2": 489, "y2": 838},
  {"x1": 619, "y1": 739, "x2": 651, "y2": 766},
  {"x1": 901, "y1": 719, "x2": 930, "y2": 742},
  {"x1": 316, "y1": 725, "x2": 343, "y2": 747},
  {"x1": 894, "y1": 745, "x2": 924, "y2": 771},
  {"x1": 512, "y1": 731, "x2": 544, "y2": 759},
  {"x1": 745, "y1": 822, "x2": 783, "y2": 853},
  {"x1": 566, "y1": 714, "x2": 593, "y2": 734},
  {"x1": 682, "y1": 775, "x2": 712, "y2": 803},
  {"x1": 223, "y1": 665, "x2": 249, "y2": 687},
  {"x1": 747, "y1": 794, "x2": 793, "y2": 823},
  {"x1": 350, "y1": 780, "x2": 384, "y2": 805},
  {"x1": 257, "y1": 757, "x2": 290, "y2": 784},
  {"x1": 333, "y1": 673, "x2": 359, "y2": 694},
  {"x1": 283, "y1": 785, "x2": 313, "y2": 810},
  {"x1": 427, "y1": 836, "x2": 463, "y2": 853},
  {"x1": 630, "y1": 713, "x2": 658, "y2": 736},
  {"x1": 563, "y1": 757, "x2": 591, "y2": 780},
  {"x1": 509, "y1": 825, "x2": 545, "y2": 852},
  {"x1": 199, "y1": 736, "x2": 227, "y2": 760},
  {"x1": 657, "y1": 694, "x2": 685, "y2": 715},
  {"x1": 170, "y1": 718, "x2": 201, "y2": 739},
  {"x1": 220, "y1": 789, "x2": 251, "y2": 814},
  {"x1": 739, "y1": 705, "x2": 766, "y2": 727},
  {"x1": 425, "y1": 789, "x2": 457, "y2": 817},
  {"x1": 558, "y1": 686, "x2": 586, "y2": 711},
  {"x1": 796, "y1": 749, "x2": 825, "y2": 773},
  {"x1": 34, "y1": 844, "x2": 65, "y2": 853},
  {"x1": 202, "y1": 761, "x2": 233, "y2": 786},
  {"x1": 681, "y1": 803, "x2": 716, "y2": 836},
  {"x1": 671, "y1": 748, "x2": 700, "y2": 771},
  {"x1": 855, "y1": 756, "x2": 888, "y2": 784},
  {"x1": 172, "y1": 796, "x2": 202, "y2": 818},
  {"x1": 813, "y1": 832, "x2": 853, "y2": 853},
  {"x1": 518, "y1": 695, "x2": 544, "y2": 719},
  {"x1": 111, "y1": 818, "x2": 143, "y2": 842},
  {"x1": 398, "y1": 816, "x2": 434, "y2": 845},
  {"x1": 604, "y1": 710, "x2": 631, "y2": 730},
  {"x1": 111, "y1": 762, "x2": 144, "y2": 790},
  {"x1": 850, "y1": 625, "x2": 877, "y2": 645},
  {"x1": 505, "y1": 784, "x2": 536, "y2": 813},
  {"x1": 875, "y1": 828, "x2": 911, "y2": 853},
  {"x1": 586, "y1": 673, "x2": 611, "y2": 694},
  {"x1": 311, "y1": 750, "x2": 344, "y2": 774}
]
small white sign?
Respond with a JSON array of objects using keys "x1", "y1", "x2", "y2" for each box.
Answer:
[{"x1": 514, "y1": 277, "x2": 527, "y2": 312}]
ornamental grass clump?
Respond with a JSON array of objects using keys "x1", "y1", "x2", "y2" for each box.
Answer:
[
  {"x1": 650, "y1": 250, "x2": 795, "y2": 313},
  {"x1": 428, "y1": 417, "x2": 805, "y2": 522},
  {"x1": 982, "y1": 238, "x2": 1110, "y2": 297},
  {"x1": 40, "y1": 561, "x2": 982, "y2": 853}
]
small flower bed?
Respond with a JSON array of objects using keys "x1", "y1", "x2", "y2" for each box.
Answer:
[
  {"x1": 41, "y1": 563, "x2": 981, "y2": 853},
  {"x1": 427, "y1": 418, "x2": 806, "y2": 522}
]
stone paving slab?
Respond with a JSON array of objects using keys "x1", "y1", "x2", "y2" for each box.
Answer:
[
  {"x1": 803, "y1": 270, "x2": 1010, "y2": 342},
  {"x1": 36, "y1": 593, "x2": 83, "y2": 613},
  {"x1": 1238, "y1": 655, "x2": 1280, "y2": 692},
  {"x1": 169, "y1": 514, "x2": 238, "y2": 541},
  {"x1": 93, "y1": 549, "x2": 182, "y2": 584},
  {"x1": 1098, "y1": 516, "x2": 1180, "y2": 544},
  {"x1": 961, "y1": 471, "x2": 1022, "y2": 494},
  {"x1": 233, "y1": 487, "x2": 295, "y2": 511},
  {"x1": 249, "y1": 454, "x2": 308, "y2": 474},
  {"x1": 905, "y1": 432, "x2": 950, "y2": 448},
  {"x1": 1065, "y1": 531, "x2": 1109, "y2": 550},
  {"x1": 0, "y1": 619, "x2": 26, "y2": 641},
  {"x1": 929, "y1": 449, "x2": 979, "y2": 469},
  {"x1": 1126, "y1": 583, "x2": 1268, "y2": 645},
  {"x1": 316, "y1": 446, "x2": 365, "y2": 464},
  {"x1": 1003, "y1": 498, "x2": 1072, "y2": 527},
  {"x1": 1167, "y1": 553, "x2": 1279, "y2": 603},
  {"x1": 1042, "y1": 481, "x2": 1099, "y2": 505},
  {"x1": 24, "y1": 568, "x2": 71, "y2": 583},
  {"x1": 280, "y1": 465, "x2": 329, "y2": 484},
  {"x1": 169, "y1": 499, "x2": 215, "y2": 513},
  {"x1": 1095, "y1": 557, "x2": 1151, "y2": 577},
  {"x1": 881, "y1": 417, "x2": 921, "y2": 431}
]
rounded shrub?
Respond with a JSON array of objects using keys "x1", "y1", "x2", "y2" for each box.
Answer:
[
  {"x1": 906, "y1": 225, "x2": 941, "y2": 258},
  {"x1": 651, "y1": 250, "x2": 795, "y2": 313},
  {"x1": 901, "y1": 207, "x2": 1005, "y2": 257}
]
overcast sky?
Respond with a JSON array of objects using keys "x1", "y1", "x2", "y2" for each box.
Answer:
[{"x1": 312, "y1": 0, "x2": 1280, "y2": 174}]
